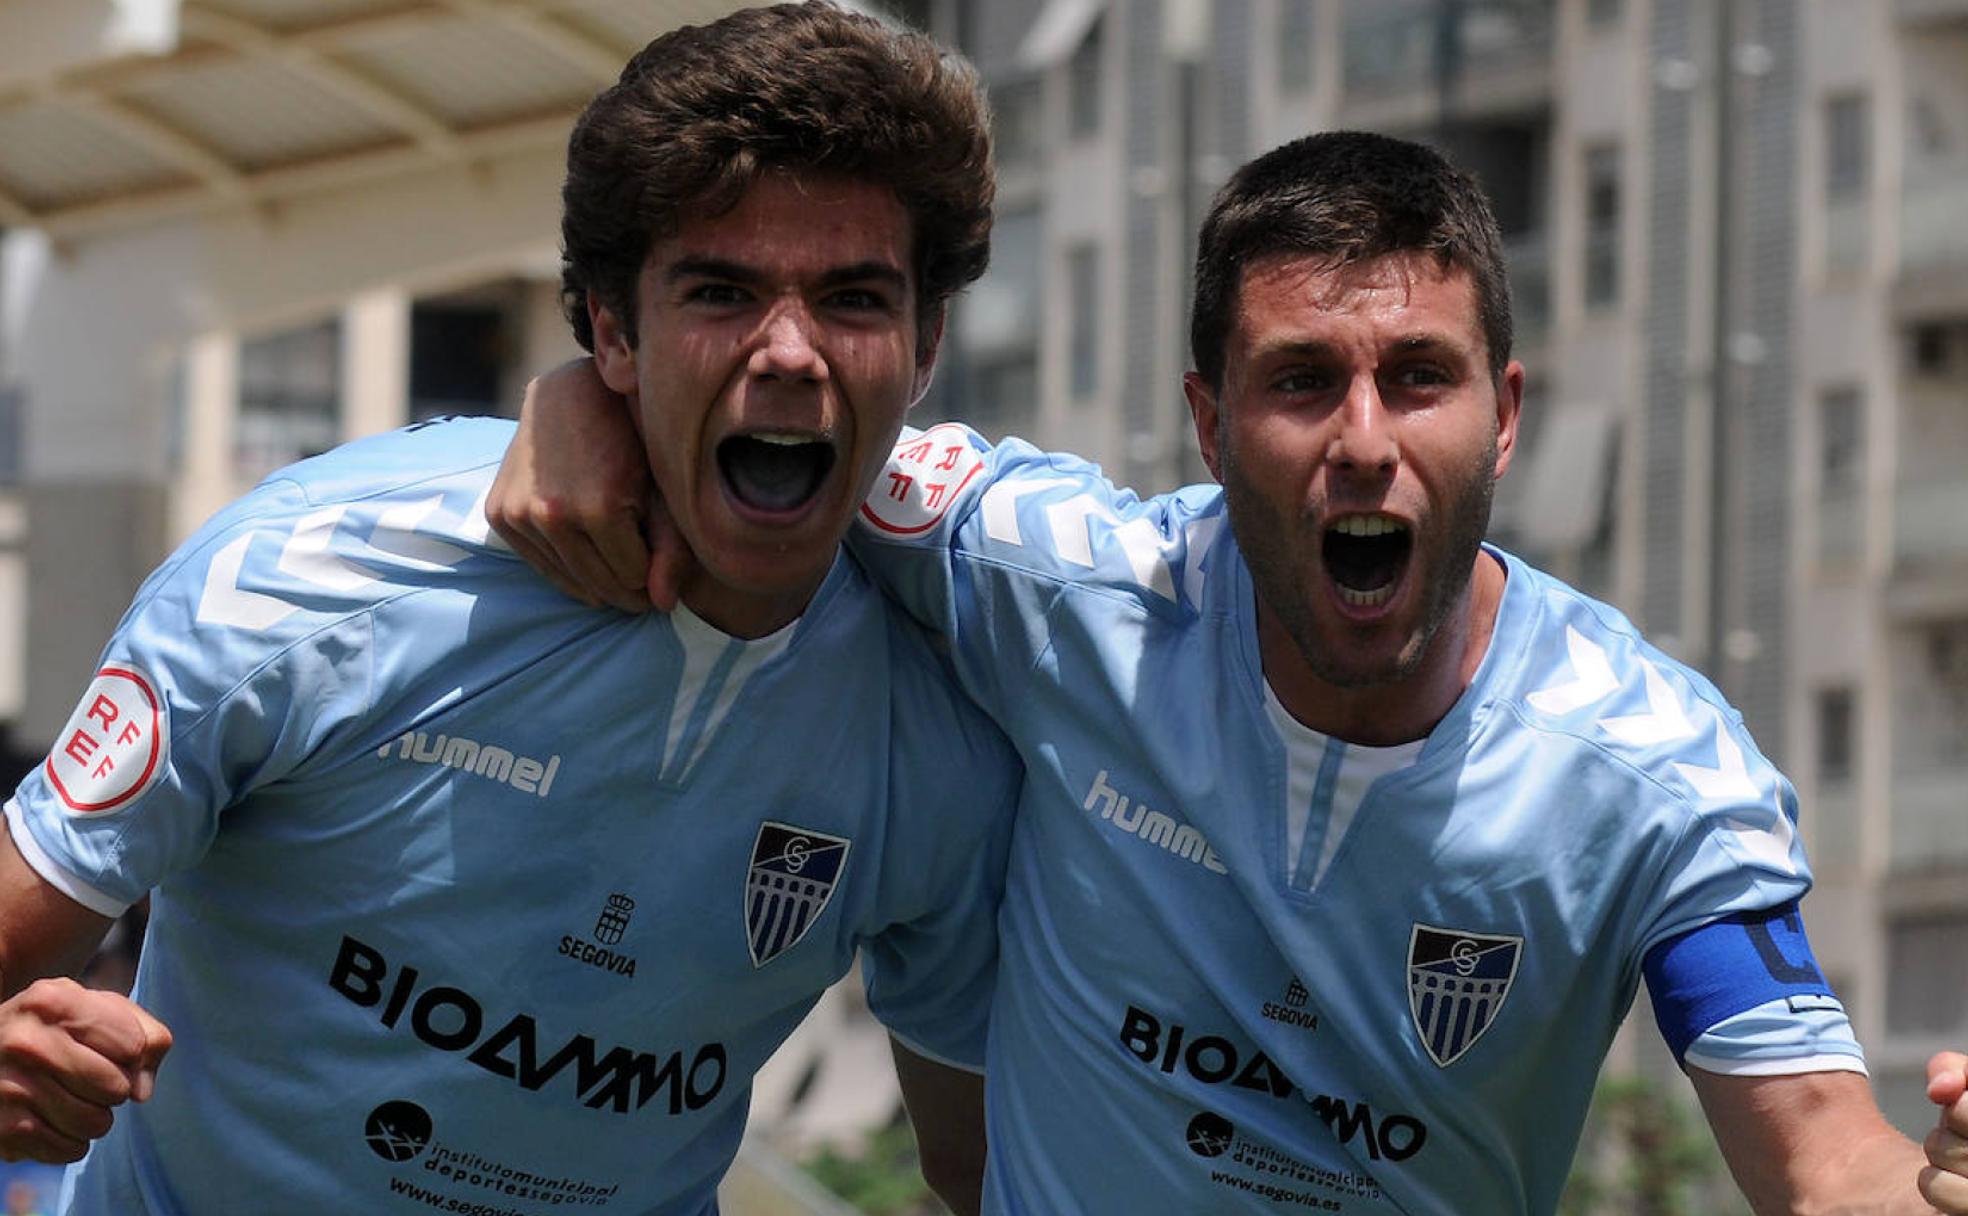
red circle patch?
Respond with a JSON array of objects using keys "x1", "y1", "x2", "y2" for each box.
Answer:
[
  {"x1": 859, "y1": 423, "x2": 986, "y2": 536},
  {"x1": 44, "y1": 664, "x2": 168, "y2": 814}
]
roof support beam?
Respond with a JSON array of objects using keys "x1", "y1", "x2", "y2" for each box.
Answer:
[
  {"x1": 178, "y1": 5, "x2": 462, "y2": 157},
  {"x1": 0, "y1": 183, "x2": 36, "y2": 228},
  {"x1": 71, "y1": 94, "x2": 248, "y2": 196},
  {"x1": 437, "y1": 0, "x2": 627, "y2": 84}
]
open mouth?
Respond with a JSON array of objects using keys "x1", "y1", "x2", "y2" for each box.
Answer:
[
  {"x1": 1322, "y1": 515, "x2": 1412, "y2": 608},
  {"x1": 717, "y1": 433, "x2": 837, "y2": 514}
]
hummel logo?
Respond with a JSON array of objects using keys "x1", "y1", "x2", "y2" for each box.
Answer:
[
  {"x1": 378, "y1": 730, "x2": 560, "y2": 799},
  {"x1": 1082, "y1": 770, "x2": 1227, "y2": 875}
]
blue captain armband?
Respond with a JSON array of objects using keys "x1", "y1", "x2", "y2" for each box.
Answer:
[{"x1": 1643, "y1": 902, "x2": 1840, "y2": 1064}]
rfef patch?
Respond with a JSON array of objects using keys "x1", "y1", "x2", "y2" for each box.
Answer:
[
  {"x1": 45, "y1": 664, "x2": 169, "y2": 813},
  {"x1": 859, "y1": 424, "x2": 985, "y2": 535}
]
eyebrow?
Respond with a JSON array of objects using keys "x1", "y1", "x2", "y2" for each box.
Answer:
[{"x1": 664, "y1": 257, "x2": 909, "y2": 293}]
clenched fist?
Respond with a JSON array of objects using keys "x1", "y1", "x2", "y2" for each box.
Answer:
[{"x1": 0, "y1": 977, "x2": 171, "y2": 1163}]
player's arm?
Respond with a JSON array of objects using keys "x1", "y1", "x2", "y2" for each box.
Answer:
[
  {"x1": 0, "y1": 822, "x2": 172, "y2": 1162},
  {"x1": 1691, "y1": 1066, "x2": 1958, "y2": 1213},
  {"x1": 890, "y1": 1036, "x2": 985, "y2": 1216},
  {"x1": 486, "y1": 359, "x2": 661, "y2": 612}
]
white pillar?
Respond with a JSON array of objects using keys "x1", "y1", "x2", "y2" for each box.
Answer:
[
  {"x1": 341, "y1": 286, "x2": 410, "y2": 440},
  {"x1": 172, "y1": 329, "x2": 238, "y2": 543}
]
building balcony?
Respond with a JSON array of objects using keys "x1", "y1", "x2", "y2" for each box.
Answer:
[
  {"x1": 1340, "y1": 0, "x2": 1553, "y2": 113},
  {"x1": 1898, "y1": 0, "x2": 1968, "y2": 26},
  {"x1": 1891, "y1": 766, "x2": 1968, "y2": 872},
  {"x1": 1504, "y1": 232, "x2": 1550, "y2": 346},
  {"x1": 1898, "y1": 159, "x2": 1968, "y2": 314},
  {"x1": 1894, "y1": 476, "x2": 1968, "y2": 574}
]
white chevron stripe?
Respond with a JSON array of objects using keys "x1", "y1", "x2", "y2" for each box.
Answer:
[
  {"x1": 1181, "y1": 515, "x2": 1225, "y2": 610},
  {"x1": 1526, "y1": 626, "x2": 1619, "y2": 715},
  {"x1": 1599, "y1": 660, "x2": 1697, "y2": 746},
  {"x1": 1043, "y1": 495, "x2": 1108, "y2": 568},
  {"x1": 457, "y1": 481, "x2": 511, "y2": 550},
  {"x1": 277, "y1": 507, "x2": 378, "y2": 593},
  {"x1": 196, "y1": 533, "x2": 300, "y2": 631},
  {"x1": 370, "y1": 496, "x2": 471, "y2": 569},
  {"x1": 1674, "y1": 716, "x2": 1760, "y2": 801},
  {"x1": 981, "y1": 476, "x2": 1072, "y2": 547},
  {"x1": 1718, "y1": 790, "x2": 1799, "y2": 875},
  {"x1": 1110, "y1": 517, "x2": 1177, "y2": 602}
]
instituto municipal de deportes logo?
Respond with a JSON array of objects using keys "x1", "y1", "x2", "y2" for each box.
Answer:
[
  {"x1": 745, "y1": 822, "x2": 850, "y2": 967},
  {"x1": 1407, "y1": 924, "x2": 1522, "y2": 1067},
  {"x1": 364, "y1": 1100, "x2": 433, "y2": 1163}
]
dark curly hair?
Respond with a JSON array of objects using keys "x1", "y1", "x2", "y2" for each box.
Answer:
[
  {"x1": 560, "y1": 2, "x2": 994, "y2": 355},
  {"x1": 1190, "y1": 131, "x2": 1513, "y2": 388}
]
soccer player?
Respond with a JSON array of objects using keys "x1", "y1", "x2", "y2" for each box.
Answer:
[
  {"x1": 492, "y1": 132, "x2": 1968, "y2": 1211},
  {"x1": 0, "y1": 6, "x2": 1018, "y2": 1213}
]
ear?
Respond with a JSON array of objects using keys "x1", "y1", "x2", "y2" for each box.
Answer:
[
  {"x1": 1491, "y1": 359, "x2": 1525, "y2": 480},
  {"x1": 588, "y1": 291, "x2": 639, "y2": 396},
  {"x1": 1183, "y1": 370, "x2": 1226, "y2": 483},
  {"x1": 908, "y1": 305, "x2": 946, "y2": 409}
]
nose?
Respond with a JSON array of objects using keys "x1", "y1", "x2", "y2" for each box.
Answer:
[
  {"x1": 748, "y1": 298, "x2": 828, "y2": 384},
  {"x1": 1327, "y1": 376, "x2": 1398, "y2": 476}
]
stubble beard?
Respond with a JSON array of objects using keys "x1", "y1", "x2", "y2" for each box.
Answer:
[{"x1": 1221, "y1": 432, "x2": 1498, "y2": 692}]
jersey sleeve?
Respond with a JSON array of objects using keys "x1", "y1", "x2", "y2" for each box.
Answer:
[
  {"x1": 847, "y1": 422, "x2": 1218, "y2": 720},
  {"x1": 1626, "y1": 711, "x2": 1861, "y2": 1074},
  {"x1": 857, "y1": 623, "x2": 1023, "y2": 1072},
  {"x1": 6, "y1": 413, "x2": 518, "y2": 914},
  {"x1": 7, "y1": 484, "x2": 384, "y2": 914},
  {"x1": 1643, "y1": 903, "x2": 1864, "y2": 1077}
]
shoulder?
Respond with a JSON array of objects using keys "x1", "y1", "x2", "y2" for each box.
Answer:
[
  {"x1": 156, "y1": 417, "x2": 521, "y2": 624},
  {"x1": 1487, "y1": 552, "x2": 1785, "y2": 820},
  {"x1": 109, "y1": 417, "x2": 557, "y2": 718},
  {"x1": 856, "y1": 422, "x2": 1229, "y2": 615}
]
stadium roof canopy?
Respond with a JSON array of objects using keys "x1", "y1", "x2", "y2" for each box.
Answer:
[{"x1": 0, "y1": 0, "x2": 761, "y2": 242}]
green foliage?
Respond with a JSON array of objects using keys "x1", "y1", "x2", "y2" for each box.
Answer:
[
  {"x1": 802, "y1": 1119, "x2": 949, "y2": 1216},
  {"x1": 1560, "y1": 1074, "x2": 1751, "y2": 1216}
]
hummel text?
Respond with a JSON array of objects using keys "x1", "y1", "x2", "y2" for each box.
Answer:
[
  {"x1": 1083, "y1": 770, "x2": 1227, "y2": 874},
  {"x1": 379, "y1": 730, "x2": 560, "y2": 799}
]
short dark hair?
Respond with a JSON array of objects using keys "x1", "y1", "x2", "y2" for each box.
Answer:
[
  {"x1": 1189, "y1": 130, "x2": 1512, "y2": 388},
  {"x1": 560, "y1": 2, "x2": 995, "y2": 352}
]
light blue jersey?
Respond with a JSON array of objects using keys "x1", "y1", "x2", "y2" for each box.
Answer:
[
  {"x1": 851, "y1": 424, "x2": 1860, "y2": 1215},
  {"x1": 7, "y1": 418, "x2": 1019, "y2": 1216}
]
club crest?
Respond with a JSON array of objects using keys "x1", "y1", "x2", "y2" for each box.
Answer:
[
  {"x1": 745, "y1": 822, "x2": 851, "y2": 967},
  {"x1": 1407, "y1": 923, "x2": 1522, "y2": 1067}
]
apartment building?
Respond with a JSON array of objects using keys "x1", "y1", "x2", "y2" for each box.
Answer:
[{"x1": 924, "y1": 0, "x2": 1968, "y2": 1134}]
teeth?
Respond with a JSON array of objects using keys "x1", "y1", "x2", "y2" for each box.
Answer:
[
  {"x1": 750, "y1": 432, "x2": 817, "y2": 447},
  {"x1": 1338, "y1": 584, "x2": 1397, "y2": 608},
  {"x1": 1331, "y1": 515, "x2": 1405, "y2": 538}
]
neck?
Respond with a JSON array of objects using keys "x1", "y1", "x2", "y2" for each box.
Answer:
[
  {"x1": 1260, "y1": 551, "x2": 1506, "y2": 746},
  {"x1": 678, "y1": 567, "x2": 826, "y2": 640}
]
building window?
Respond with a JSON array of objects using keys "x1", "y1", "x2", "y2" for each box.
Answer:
[
  {"x1": 1816, "y1": 386, "x2": 1863, "y2": 564},
  {"x1": 236, "y1": 319, "x2": 340, "y2": 482},
  {"x1": 1068, "y1": 15, "x2": 1104, "y2": 139},
  {"x1": 410, "y1": 302, "x2": 508, "y2": 423},
  {"x1": 1587, "y1": 0, "x2": 1622, "y2": 27},
  {"x1": 0, "y1": 384, "x2": 20, "y2": 486},
  {"x1": 1887, "y1": 916, "x2": 1968, "y2": 1036},
  {"x1": 1278, "y1": 1, "x2": 1315, "y2": 95},
  {"x1": 1825, "y1": 94, "x2": 1869, "y2": 202},
  {"x1": 966, "y1": 357, "x2": 1037, "y2": 442},
  {"x1": 1583, "y1": 144, "x2": 1621, "y2": 310},
  {"x1": 1067, "y1": 243, "x2": 1100, "y2": 401},
  {"x1": 992, "y1": 76, "x2": 1045, "y2": 171},
  {"x1": 1816, "y1": 687, "x2": 1854, "y2": 789}
]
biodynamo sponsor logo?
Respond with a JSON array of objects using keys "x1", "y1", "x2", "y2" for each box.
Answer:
[{"x1": 45, "y1": 664, "x2": 169, "y2": 813}]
